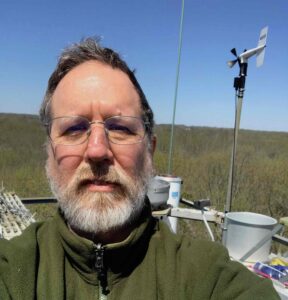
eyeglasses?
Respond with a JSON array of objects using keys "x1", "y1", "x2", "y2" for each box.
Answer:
[{"x1": 46, "y1": 115, "x2": 149, "y2": 146}]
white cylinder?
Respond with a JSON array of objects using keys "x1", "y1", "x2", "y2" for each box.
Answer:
[
  {"x1": 225, "y1": 212, "x2": 277, "y2": 262},
  {"x1": 155, "y1": 175, "x2": 182, "y2": 233}
]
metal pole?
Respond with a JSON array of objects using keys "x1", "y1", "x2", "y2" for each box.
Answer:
[
  {"x1": 167, "y1": 0, "x2": 185, "y2": 174},
  {"x1": 222, "y1": 69, "x2": 246, "y2": 246},
  {"x1": 225, "y1": 88, "x2": 244, "y2": 214},
  {"x1": 222, "y1": 89, "x2": 244, "y2": 245}
]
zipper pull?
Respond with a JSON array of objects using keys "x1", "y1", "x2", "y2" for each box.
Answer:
[
  {"x1": 94, "y1": 243, "x2": 105, "y2": 275},
  {"x1": 93, "y1": 243, "x2": 109, "y2": 295}
]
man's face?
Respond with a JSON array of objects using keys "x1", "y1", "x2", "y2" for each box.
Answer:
[{"x1": 45, "y1": 61, "x2": 154, "y2": 235}]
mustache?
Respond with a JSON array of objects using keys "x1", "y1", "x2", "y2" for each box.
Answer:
[{"x1": 72, "y1": 163, "x2": 131, "y2": 190}]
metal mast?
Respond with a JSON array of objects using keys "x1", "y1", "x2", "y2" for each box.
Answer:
[{"x1": 222, "y1": 26, "x2": 268, "y2": 245}]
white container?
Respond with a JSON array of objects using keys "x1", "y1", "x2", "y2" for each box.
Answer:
[
  {"x1": 225, "y1": 212, "x2": 277, "y2": 262},
  {"x1": 147, "y1": 178, "x2": 170, "y2": 210},
  {"x1": 155, "y1": 175, "x2": 182, "y2": 233}
]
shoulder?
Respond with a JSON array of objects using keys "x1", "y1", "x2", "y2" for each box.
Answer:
[
  {"x1": 0, "y1": 221, "x2": 43, "y2": 258},
  {"x1": 153, "y1": 220, "x2": 228, "y2": 261},
  {"x1": 0, "y1": 216, "x2": 60, "y2": 263},
  {"x1": 0, "y1": 222, "x2": 42, "y2": 298},
  {"x1": 0, "y1": 220, "x2": 51, "y2": 276},
  {"x1": 0, "y1": 218, "x2": 59, "y2": 273},
  {"x1": 150, "y1": 220, "x2": 231, "y2": 283},
  {"x1": 0, "y1": 218, "x2": 58, "y2": 299},
  {"x1": 151, "y1": 221, "x2": 279, "y2": 299}
]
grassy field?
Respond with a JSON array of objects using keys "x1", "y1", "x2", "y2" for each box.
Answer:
[{"x1": 1, "y1": 113, "x2": 288, "y2": 239}]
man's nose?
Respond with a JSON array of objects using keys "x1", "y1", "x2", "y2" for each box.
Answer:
[{"x1": 84, "y1": 125, "x2": 113, "y2": 162}]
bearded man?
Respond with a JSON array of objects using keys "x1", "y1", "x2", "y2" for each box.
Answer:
[{"x1": 0, "y1": 38, "x2": 279, "y2": 300}]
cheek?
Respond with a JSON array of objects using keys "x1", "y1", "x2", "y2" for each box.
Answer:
[
  {"x1": 52, "y1": 144, "x2": 85, "y2": 173},
  {"x1": 113, "y1": 145, "x2": 147, "y2": 176}
]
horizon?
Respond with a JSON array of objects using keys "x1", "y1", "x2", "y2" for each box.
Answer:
[{"x1": 1, "y1": 112, "x2": 287, "y2": 134}]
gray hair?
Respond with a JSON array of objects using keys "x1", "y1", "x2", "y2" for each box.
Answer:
[{"x1": 39, "y1": 37, "x2": 154, "y2": 138}]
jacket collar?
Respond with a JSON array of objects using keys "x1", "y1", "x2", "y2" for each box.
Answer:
[{"x1": 56, "y1": 200, "x2": 156, "y2": 285}]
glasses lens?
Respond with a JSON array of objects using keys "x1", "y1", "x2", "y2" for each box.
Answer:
[
  {"x1": 50, "y1": 116, "x2": 90, "y2": 145},
  {"x1": 105, "y1": 116, "x2": 145, "y2": 144}
]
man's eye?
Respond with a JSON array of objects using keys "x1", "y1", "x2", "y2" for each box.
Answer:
[
  {"x1": 107, "y1": 124, "x2": 134, "y2": 135},
  {"x1": 62, "y1": 123, "x2": 88, "y2": 135}
]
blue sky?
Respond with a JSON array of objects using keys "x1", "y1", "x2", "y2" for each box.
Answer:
[{"x1": 0, "y1": 0, "x2": 287, "y2": 132}]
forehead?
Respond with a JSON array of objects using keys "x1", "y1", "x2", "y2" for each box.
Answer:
[{"x1": 50, "y1": 61, "x2": 142, "y2": 118}]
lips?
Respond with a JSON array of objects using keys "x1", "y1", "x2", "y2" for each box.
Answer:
[
  {"x1": 91, "y1": 179, "x2": 112, "y2": 185},
  {"x1": 79, "y1": 178, "x2": 120, "y2": 192}
]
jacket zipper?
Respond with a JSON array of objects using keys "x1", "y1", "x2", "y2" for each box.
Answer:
[{"x1": 94, "y1": 243, "x2": 108, "y2": 300}]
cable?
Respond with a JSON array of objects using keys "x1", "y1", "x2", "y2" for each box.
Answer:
[{"x1": 202, "y1": 210, "x2": 215, "y2": 241}]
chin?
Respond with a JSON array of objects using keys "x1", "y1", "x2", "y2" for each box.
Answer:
[{"x1": 58, "y1": 190, "x2": 146, "y2": 234}]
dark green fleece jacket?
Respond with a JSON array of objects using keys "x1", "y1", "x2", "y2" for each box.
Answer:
[{"x1": 0, "y1": 208, "x2": 279, "y2": 299}]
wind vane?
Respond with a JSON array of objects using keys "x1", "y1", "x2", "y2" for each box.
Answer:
[{"x1": 228, "y1": 26, "x2": 268, "y2": 70}]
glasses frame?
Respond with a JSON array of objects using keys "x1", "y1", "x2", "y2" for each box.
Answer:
[{"x1": 45, "y1": 115, "x2": 150, "y2": 146}]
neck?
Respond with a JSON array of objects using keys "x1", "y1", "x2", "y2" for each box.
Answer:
[{"x1": 69, "y1": 223, "x2": 134, "y2": 245}]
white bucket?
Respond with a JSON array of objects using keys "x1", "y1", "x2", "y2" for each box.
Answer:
[
  {"x1": 225, "y1": 212, "x2": 277, "y2": 262},
  {"x1": 155, "y1": 175, "x2": 182, "y2": 233},
  {"x1": 147, "y1": 177, "x2": 170, "y2": 210}
]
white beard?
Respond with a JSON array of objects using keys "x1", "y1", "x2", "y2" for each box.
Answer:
[{"x1": 46, "y1": 153, "x2": 153, "y2": 234}]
